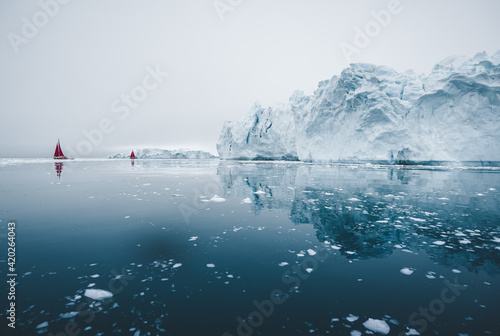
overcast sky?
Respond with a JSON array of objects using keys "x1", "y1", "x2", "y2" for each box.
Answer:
[{"x1": 1, "y1": 0, "x2": 499, "y2": 157}]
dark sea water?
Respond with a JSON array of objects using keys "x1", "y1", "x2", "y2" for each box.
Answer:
[{"x1": 0, "y1": 159, "x2": 499, "y2": 336}]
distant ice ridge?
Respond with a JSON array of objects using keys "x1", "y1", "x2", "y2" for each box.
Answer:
[
  {"x1": 217, "y1": 51, "x2": 500, "y2": 163},
  {"x1": 109, "y1": 148, "x2": 217, "y2": 159}
]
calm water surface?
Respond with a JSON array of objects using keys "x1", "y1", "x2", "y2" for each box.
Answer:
[{"x1": 0, "y1": 159, "x2": 499, "y2": 336}]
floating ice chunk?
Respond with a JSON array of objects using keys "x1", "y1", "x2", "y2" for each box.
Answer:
[
  {"x1": 84, "y1": 289, "x2": 113, "y2": 301},
  {"x1": 489, "y1": 188, "x2": 496, "y2": 191},
  {"x1": 492, "y1": 237, "x2": 500, "y2": 243},
  {"x1": 297, "y1": 253, "x2": 305, "y2": 257},
  {"x1": 346, "y1": 314, "x2": 359, "y2": 322},
  {"x1": 189, "y1": 236, "x2": 198, "y2": 241},
  {"x1": 305, "y1": 268, "x2": 313, "y2": 273},
  {"x1": 242, "y1": 198, "x2": 252, "y2": 204},
  {"x1": 363, "y1": 318, "x2": 390, "y2": 334},
  {"x1": 331, "y1": 245, "x2": 341, "y2": 250},
  {"x1": 89, "y1": 263, "x2": 97, "y2": 266},
  {"x1": 409, "y1": 217, "x2": 426, "y2": 222},
  {"x1": 278, "y1": 262, "x2": 289, "y2": 267},
  {"x1": 348, "y1": 198, "x2": 361, "y2": 202},
  {"x1": 60, "y1": 312, "x2": 79, "y2": 319},
  {"x1": 254, "y1": 190, "x2": 266, "y2": 195},
  {"x1": 124, "y1": 216, "x2": 130, "y2": 219},
  {"x1": 173, "y1": 263, "x2": 182, "y2": 269},
  {"x1": 36, "y1": 322, "x2": 49, "y2": 329},
  {"x1": 206, "y1": 263, "x2": 215, "y2": 268},
  {"x1": 227, "y1": 274, "x2": 233, "y2": 278},
  {"x1": 307, "y1": 249, "x2": 317, "y2": 256},
  {"x1": 432, "y1": 241, "x2": 446, "y2": 246},
  {"x1": 438, "y1": 197, "x2": 449, "y2": 200},
  {"x1": 406, "y1": 328, "x2": 420, "y2": 335},
  {"x1": 90, "y1": 274, "x2": 99, "y2": 278},
  {"x1": 400, "y1": 268, "x2": 414, "y2": 276},
  {"x1": 210, "y1": 195, "x2": 226, "y2": 202},
  {"x1": 459, "y1": 239, "x2": 471, "y2": 244},
  {"x1": 452, "y1": 269, "x2": 461, "y2": 273},
  {"x1": 351, "y1": 331, "x2": 362, "y2": 336},
  {"x1": 376, "y1": 220, "x2": 389, "y2": 223},
  {"x1": 346, "y1": 251, "x2": 356, "y2": 255}
]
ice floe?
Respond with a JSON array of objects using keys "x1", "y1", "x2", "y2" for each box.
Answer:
[
  {"x1": 346, "y1": 314, "x2": 359, "y2": 322},
  {"x1": 206, "y1": 263, "x2": 215, "y2": 268},
  {"x1": 363, "y1": 318, "x2": 390, "y2": 334},
  {"x1": 173, "y1": 263, "x2": 183, "y2": 268},
  {"x1": 242, "y1": 198, "x2": 252, "y2": 204},
  {"x1": 432, "y1": 241, "x2": 446, "y2": 245},
  {"x1": 84, "y1": 289, "x2": 113, "y2": 301},
  {"x1": 307, "y1": 249, "x2": 317, "y2": 256},
  {"x1": 400, "y1": 268, "x2": 414, "y2": 275},
  {"x1": 279, "y1": 262, "x2": 289, "y2": 267}
]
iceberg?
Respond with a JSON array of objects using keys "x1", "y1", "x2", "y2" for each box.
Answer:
[
  {"x1": 109, "y1": 148, "x2": 216, "y2": 159},
  {"x1": 217, "y1": 51, "x2": 500, "y2": 164}
]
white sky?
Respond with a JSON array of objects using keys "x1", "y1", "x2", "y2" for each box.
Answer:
[{"x1": 1, "y1": 0, "x2": 499, "y2": 157}]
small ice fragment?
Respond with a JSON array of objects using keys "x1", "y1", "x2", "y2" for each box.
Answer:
[
  {"x1": 348, "y1": 198, "x2": 361, "y2": 202},
  {"x1": 254, "y1": 190, "x2": 266, "y2": 195},
  {"x1": 491, "y1": 237, "x2": 500, "y2": 243},
  {"x1": 363, "y1": 318, "x2": 390, "y2": 334},
  {"x1": 406, "y1": 329, "x2": 420, "y2": 335},
  {"x1": 459, "y1": 239, "x2": 471, "y2": 244},
  {"x1": 278, "y1": 262, "x2": 289, "y2": 267},
  {"x1": 346, "y1": 314, "x2": 359, "y2": 322},
  {"x1": 331, "y1": 245, "x2": 341, "y2": 250},
  {"x1": 227, "y1": 274, "x2": 233, "y2": 278},
  {"x1": 376, "y1": 220, "x2": 389, "y2": 223},
  {"x1": 189, "y1": 236, "x2": 198, "y2": 241},
  {"x1": 210, "y1": 195, "x2": 226, "y2": 202},
  {"x1": 60, "y1": 312, "x2": 79, "y2": 319},
  {"x1": 305, "y1": 268, "x2": 313, "y2": 273},
  {"x1": 432, "y1": 241, "x2": 446, "y2": 246},
  {"x1": 351, "y1": 331, "x2": 362, "y2": 336},
  {"x1": 452, "y1": 269, "x2": 461, "y2": 273},
  {"x1": 206, "y1": 263, "x2": 215, "y2": 268},
  {"x1": 89, "y1": 263, "x2": 97, "y2": 266},
  {"x1": 36, "y1": 322, "x2": 49, "y2": 329},
  {"x1": 90, "y1": 274, "x2": 99, "y2": 278},
  {"x1": 84, "y1": 289, "x2": 113, "y2": 300},
  {"x1": 409, "y1": 217, "x2": 426, "y2": 222},
  {"x1": 242, "y1": 198, "x2": 252, "y2": 204},
  {"x1": 438, "y1": 197, "x2": 449, "y2": 200},
  {"x1": 173, "y1": 263, "x2": 182, "y2": 269},
  {"x1": 307, "y1": 249, "x2": 317, "y2": 256},
  {"x1": 297, "y1": 253, "x2": 305, "y2": 257},
  {"x1": 346, "y1": 251, "x2": 356, "y2": 255},
  {"x1": 400, "y1": 268, "x2": 414, "y2": 276},
  {"x1": 124, "y1": 216, "x2": 130, "y2": 219}
]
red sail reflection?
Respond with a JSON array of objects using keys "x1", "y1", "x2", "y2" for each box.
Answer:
[{"x1": 55, "y1": 162, "x2": 64, "y2": 179}]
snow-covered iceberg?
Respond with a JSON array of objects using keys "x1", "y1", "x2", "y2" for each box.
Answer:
[
  {"x1": 217, "y1": 51, "x2": 500, "y2": 164},
  {"x1": 109, "y1": 148, "x2": 216, "y2": 159}
]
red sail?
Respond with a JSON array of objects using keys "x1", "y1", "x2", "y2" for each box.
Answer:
[
  {"x1": 130, "y1": 151, "x2": 136, "y2": 159},
  {"x1": 54, "y1": 139, "x2": 66, "y2": 158}
]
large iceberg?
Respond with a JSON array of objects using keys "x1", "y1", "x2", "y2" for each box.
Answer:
[
  {"x1": 109, "y1": 148, "x2": 216, "y2": 159},
  {"x1": 217, "y1": 51, "x2": 500, "y2": 164}
]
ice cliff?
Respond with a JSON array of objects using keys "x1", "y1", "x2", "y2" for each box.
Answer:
[
  {"x1": 109, "y1": 148, "x2": 216, "y2": 159},
  {"x1": 217, "y1": 51, "x2": 500, "y2": 163}
]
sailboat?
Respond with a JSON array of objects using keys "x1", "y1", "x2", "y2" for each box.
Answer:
[
  {"x1": 130, "y1": 151, "x2": 137, "y2": 159},
  {"x1": 54, "y1": 139, "x2": 68, "y2": 160}
]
